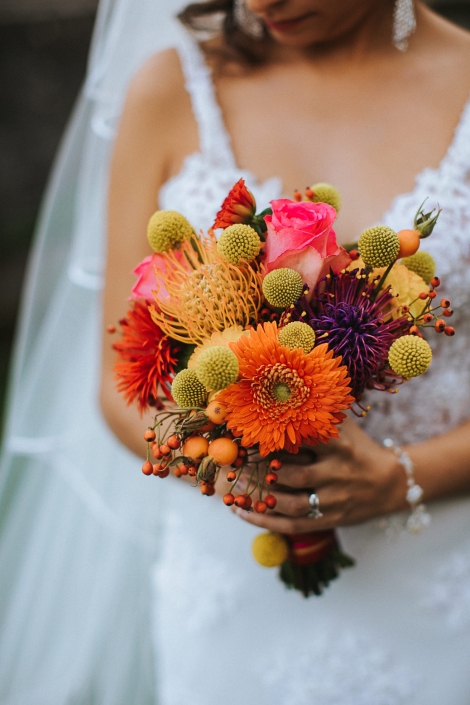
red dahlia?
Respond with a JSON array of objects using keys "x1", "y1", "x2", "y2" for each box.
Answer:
[
  {"x1": 113, "y1": 300, "x2": 180, "y2": 413},
  {"x1": 213, "y1": 178, "x2": 257, "y2": 230}
]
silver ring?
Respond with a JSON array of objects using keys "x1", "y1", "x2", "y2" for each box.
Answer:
[{"x1": 307, "y1": 492, "x2": 323, "y2": 519}]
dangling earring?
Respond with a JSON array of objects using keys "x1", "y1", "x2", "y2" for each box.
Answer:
[
  {"x1": 392, "y1": 0, "x2": 416, "y2": 51},
  {"x1": 234, "y1": 0, "x2": 264, "y2": 39}
]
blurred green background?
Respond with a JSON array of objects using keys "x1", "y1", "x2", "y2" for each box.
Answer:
[{"x1": 0, "y1": 0, "x2": 470, "y2": 423}]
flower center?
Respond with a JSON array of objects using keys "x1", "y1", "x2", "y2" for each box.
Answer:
[{"x1": 272, "y1": 382, "x2": 292, "y2": 402}]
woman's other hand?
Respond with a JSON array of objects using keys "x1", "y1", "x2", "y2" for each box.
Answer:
[{"x1": 233, "y1": 417, "x2": 408, "y2": 533}]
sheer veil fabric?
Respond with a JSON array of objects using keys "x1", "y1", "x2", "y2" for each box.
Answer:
[{"x1": 0, "y1": 1, "x2": 188, "y2": 702}]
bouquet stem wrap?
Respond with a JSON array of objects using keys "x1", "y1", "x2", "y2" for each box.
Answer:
[{"x1": 280, "y1": 530, "x2": 355, "y2": 597}]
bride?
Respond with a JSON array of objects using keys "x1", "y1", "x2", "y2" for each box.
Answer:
[{"x1": 2, "y1": 0, "x2": 470, "y2": 703}]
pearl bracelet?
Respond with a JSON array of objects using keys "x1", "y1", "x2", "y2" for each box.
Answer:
[{"x1": 382, "y1": 438, "x2": 431, "y2": 534}]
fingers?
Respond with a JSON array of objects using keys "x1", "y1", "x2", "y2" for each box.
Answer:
[
  {"x1": 233, "y1": 505, "x2": 338, "y2": 533},
  {"x1": 269, "y1": 486, "x2": 336, "y2": 518}
]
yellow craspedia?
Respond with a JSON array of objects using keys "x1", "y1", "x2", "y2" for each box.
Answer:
[
  {"x1": 278, "y1": 321, "x2": 316, "y2": 353},
  {"x1": 171, "y1": 369, "x2": 207, "y2": 408},
  {"x1": 402, "y1": 251, "x2": 436, "y2": 285},
  {"x1": 147, "y1": 210, "x2": 193, "y2": 253},
  {"x1": 252, "y1": 532, "x2": 289, "y2": 568},
  {"x1": 310, "y1": 182, "x2": 342, "y2": 212},
  {"x1": 195, "y1": 346, "x2": 239, "y2": 391},
  {"x1": 262, "y1": 268, "x2": 304, "y2": 308},
  {"x1": 358, "y1": 225, "x2": 400, "y2": 268},
  {"x1": 388, "y1": 335, "x2": 432, "y2": 378},
  {"x1": 217, "y1": 224, "x2": 261, "y2": 265}
]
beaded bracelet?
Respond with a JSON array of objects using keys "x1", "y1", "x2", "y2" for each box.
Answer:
[{"x1": 382, "y1": 438, "x2": 431, "y2": 534}]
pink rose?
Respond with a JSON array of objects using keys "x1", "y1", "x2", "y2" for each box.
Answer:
[
  {"x1": 264, "y1": 199, "x2": 351, "y2": 288},
  {"x1": 131, "y1": 251, "x2": 189, "y2": 301}
]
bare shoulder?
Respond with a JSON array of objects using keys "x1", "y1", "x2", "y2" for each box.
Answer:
[
  {"x1": 125, "y1": 47, "x2": 189, "y2": 117},
  {"x1": 423, "y1": 6, "x2": 470, "y2": 66},
  {"x1": 119, "y1": 47, "x2": 198, "y2": 174}
]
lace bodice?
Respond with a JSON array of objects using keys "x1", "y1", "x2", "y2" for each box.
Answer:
[{"x1": 160, "y1": 31, "x2": 470, "y2": 446}]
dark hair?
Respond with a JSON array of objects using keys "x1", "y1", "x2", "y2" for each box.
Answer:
[{"x1": 178, "y1": 0, "x2": 271, "y2": 66}]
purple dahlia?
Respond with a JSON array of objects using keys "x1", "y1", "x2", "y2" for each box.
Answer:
[{"x1": 288, "y1": 270, "x2": 411, "y2": 397}]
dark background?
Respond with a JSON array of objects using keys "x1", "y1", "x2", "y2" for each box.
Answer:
[{"x1": 1, "y1": 0, "x2": 470, "y2": 420}]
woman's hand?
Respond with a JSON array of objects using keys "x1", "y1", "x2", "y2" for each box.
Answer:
[{"x1": 233, "y1": 417, "x2": 408, "y2": 533}]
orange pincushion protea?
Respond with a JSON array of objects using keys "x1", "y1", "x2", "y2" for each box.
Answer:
[
  {"x1": 217, "y1": 322, "x2": 353, "y2": 456},
  {"x1": 213, "y1": 178, "x2": 257, "y2": 230}
]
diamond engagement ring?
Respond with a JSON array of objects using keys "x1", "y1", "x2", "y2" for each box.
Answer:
[{"x1": 307, "y1": 492, "x2": 323, "y2": 519}]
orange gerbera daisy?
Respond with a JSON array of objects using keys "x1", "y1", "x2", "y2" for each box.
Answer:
[{"x1": 217, "y1": 322, "x2": 353, "y2": 456}]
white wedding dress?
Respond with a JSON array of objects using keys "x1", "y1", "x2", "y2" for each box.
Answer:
[{"x1": 1, "y1": 24, "x2": 470, "y2": 705}]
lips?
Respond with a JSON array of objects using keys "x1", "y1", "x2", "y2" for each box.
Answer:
[{"x1": 264, "y1": 12, "x2": 313, "y2": 33}]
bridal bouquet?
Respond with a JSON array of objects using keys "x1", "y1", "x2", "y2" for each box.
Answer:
[{"x1": 111, "y1": 179, "x2": 455, "y2": 597}]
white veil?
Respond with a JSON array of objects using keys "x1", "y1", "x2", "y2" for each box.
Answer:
[{"x1": 0, "y1": 0, "x2": 189, "y2": 702}]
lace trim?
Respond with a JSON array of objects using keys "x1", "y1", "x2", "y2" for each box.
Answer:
[{"x1": 175, "y1": 32, "x2": 236, "y2": 168}]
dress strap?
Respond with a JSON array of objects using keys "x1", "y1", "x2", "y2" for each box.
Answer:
[
  {"x1": 440, "y1": 93, "x2": 470, "y2": 182},
  {"x1": 175, "y1": 31, "x2": 237, "y2": 168}
]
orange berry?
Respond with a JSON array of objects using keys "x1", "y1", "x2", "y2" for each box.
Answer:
[
  {"x1": 349, "y1": 249, "x2": 359, "y2": 261},
  {"x1": 187, "y1": 465, "x2": 197, "y2": 477},
  {"x1": 423, "y1": 313, "x2": 433, "y2": 323},
  {"x1": 142, "y1": 461, "x2": 153, "y2": 476},
  {"x1": 159, "y1": 468, "x2": 170, "y2": 478},
  {"x1": 178, "y1": 463, "x2": 188, "y2": 476},
  {"x1": 305, "y1": 187, "x2": 314, "y2": 200},
  {"x1": 442, "y1": 308, "x2": 453, "y2": 318},
  {"x1": 269, "y1": 459, "x2": 282, "y2": 471},
  {"x1": 254, "y1": 500, "x2": 267, "y2": 513},
  {"x1": 264, "y1": 494, "x2": 277, "y2": 509},
  {"x1": 167, "y1": 435, "x2": 181, "y2": 450},
  {"x1": 265, "y1": 472, "x2": 278, "y2": 485},
  {"x1": 440, "y1": 298, "x2": 451, "y2": 309},
  {"x1": 223, "y1": 493, "x2": 235, "y2": 506},
  {"x1": 237, "y1": 447, "x2": 247, "y2": 458},
  {"x1": 152, "y1": 463, "x2": 162, "y2": 475},
  {"x1": 226, "y1": 470, "x2": 237, "y2": 482},
  {"x1": 182, "y1": 435, "x2": 209, "y2": 462},
  {"x1": 418, "y1": 292, "x2": 428, "y2": 300},
  {"x1": 401, "y1": 305, "x2": 410, "y2": 314},
  {"x1": 397, "y1": 229, "x2": 420, "y2": 258},
  {"x1": 144, "y1": 429, "x2": 156, "y2": 442},
  {"x1": 208, "y1": 438, "x2": 239, "y2": 466},
  {"x1": 430, "y1": 276, "x2": 441, "y2": 288},
  {"x1": 234, "y1": 495, "x2": 246, "y2": 508},
  {"x1": 428, "y1": 290, "x2": 437, "y2": 299},
  {"x1": 107, "y1": 324, "x2": 116, "y2": 334},
  {"x1": 205, "y1": 485, "x2": 216, "y2": 496},
  {"x1": 173, "y1": 467, "x2": 182, "y2": 478},
  {"x1": 159, "y1": 444, "x2": 171, "y2": 456},
  {"x1": 243, "y1": 495, "x2": 252, "y2": 509},
  {"x1": 434, "y1": 319, "x2": 446, "y2": 333},
  {"x1": 232, "y1": 457, "x2": 244, "y2": 468},
  {"x1": 151, "y1": 444, "x2": 162, "y2": 460},
  {"x1": 293, "y1": 190, "x2": 302, "y2": 202},
  {"x1": 410, "y1": 325, "x2": 419, "y2": 335},
  {"x1": 444, "y1": 326, "x2": 455, "y2": 336},
  {"x1": 205, "y1": 400, "x2": 228, "y2": 424}
]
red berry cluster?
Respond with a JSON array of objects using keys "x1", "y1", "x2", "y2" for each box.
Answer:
[
  {"x1": 405, "y1": 276, "x2": 455, "y2": 338},
  {"x1": 222, "y1": 457, "x2": 282, "y2": 513}
]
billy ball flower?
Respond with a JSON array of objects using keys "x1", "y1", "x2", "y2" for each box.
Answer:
[
  {"x1": 358, "y1": 225, "x2": 400, "y2": 268},
  {"x1": 310, "y1": 182, "x2": 342, "y2": 213},
  {"x1": 171, "y1": 368, "x2": 207, "y2": 408},
  {"x1": 401, "y1": 250, "x2": 436, "y2": 285},
  {"x1": 262, "y1": 268, "x2": 304, "y2": 308},
  {"x1": 195, "y1": 346, "x2": 239, "y2": 391},
  {"x1": 252, "y1": 532, "x2": 289, "y2": 568},
  {"x1": 147, "y1": 210, "x2": 193, "y2": 253},
  {"x1": 388, "y1": 335, "x2": 432, "y2": 378},
  {"x1": 278, "y1": 321, "x2": 316, "y2": 353},
  {"x1": 217, "y1": 224, "x2": 261, "y2": 265}
]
